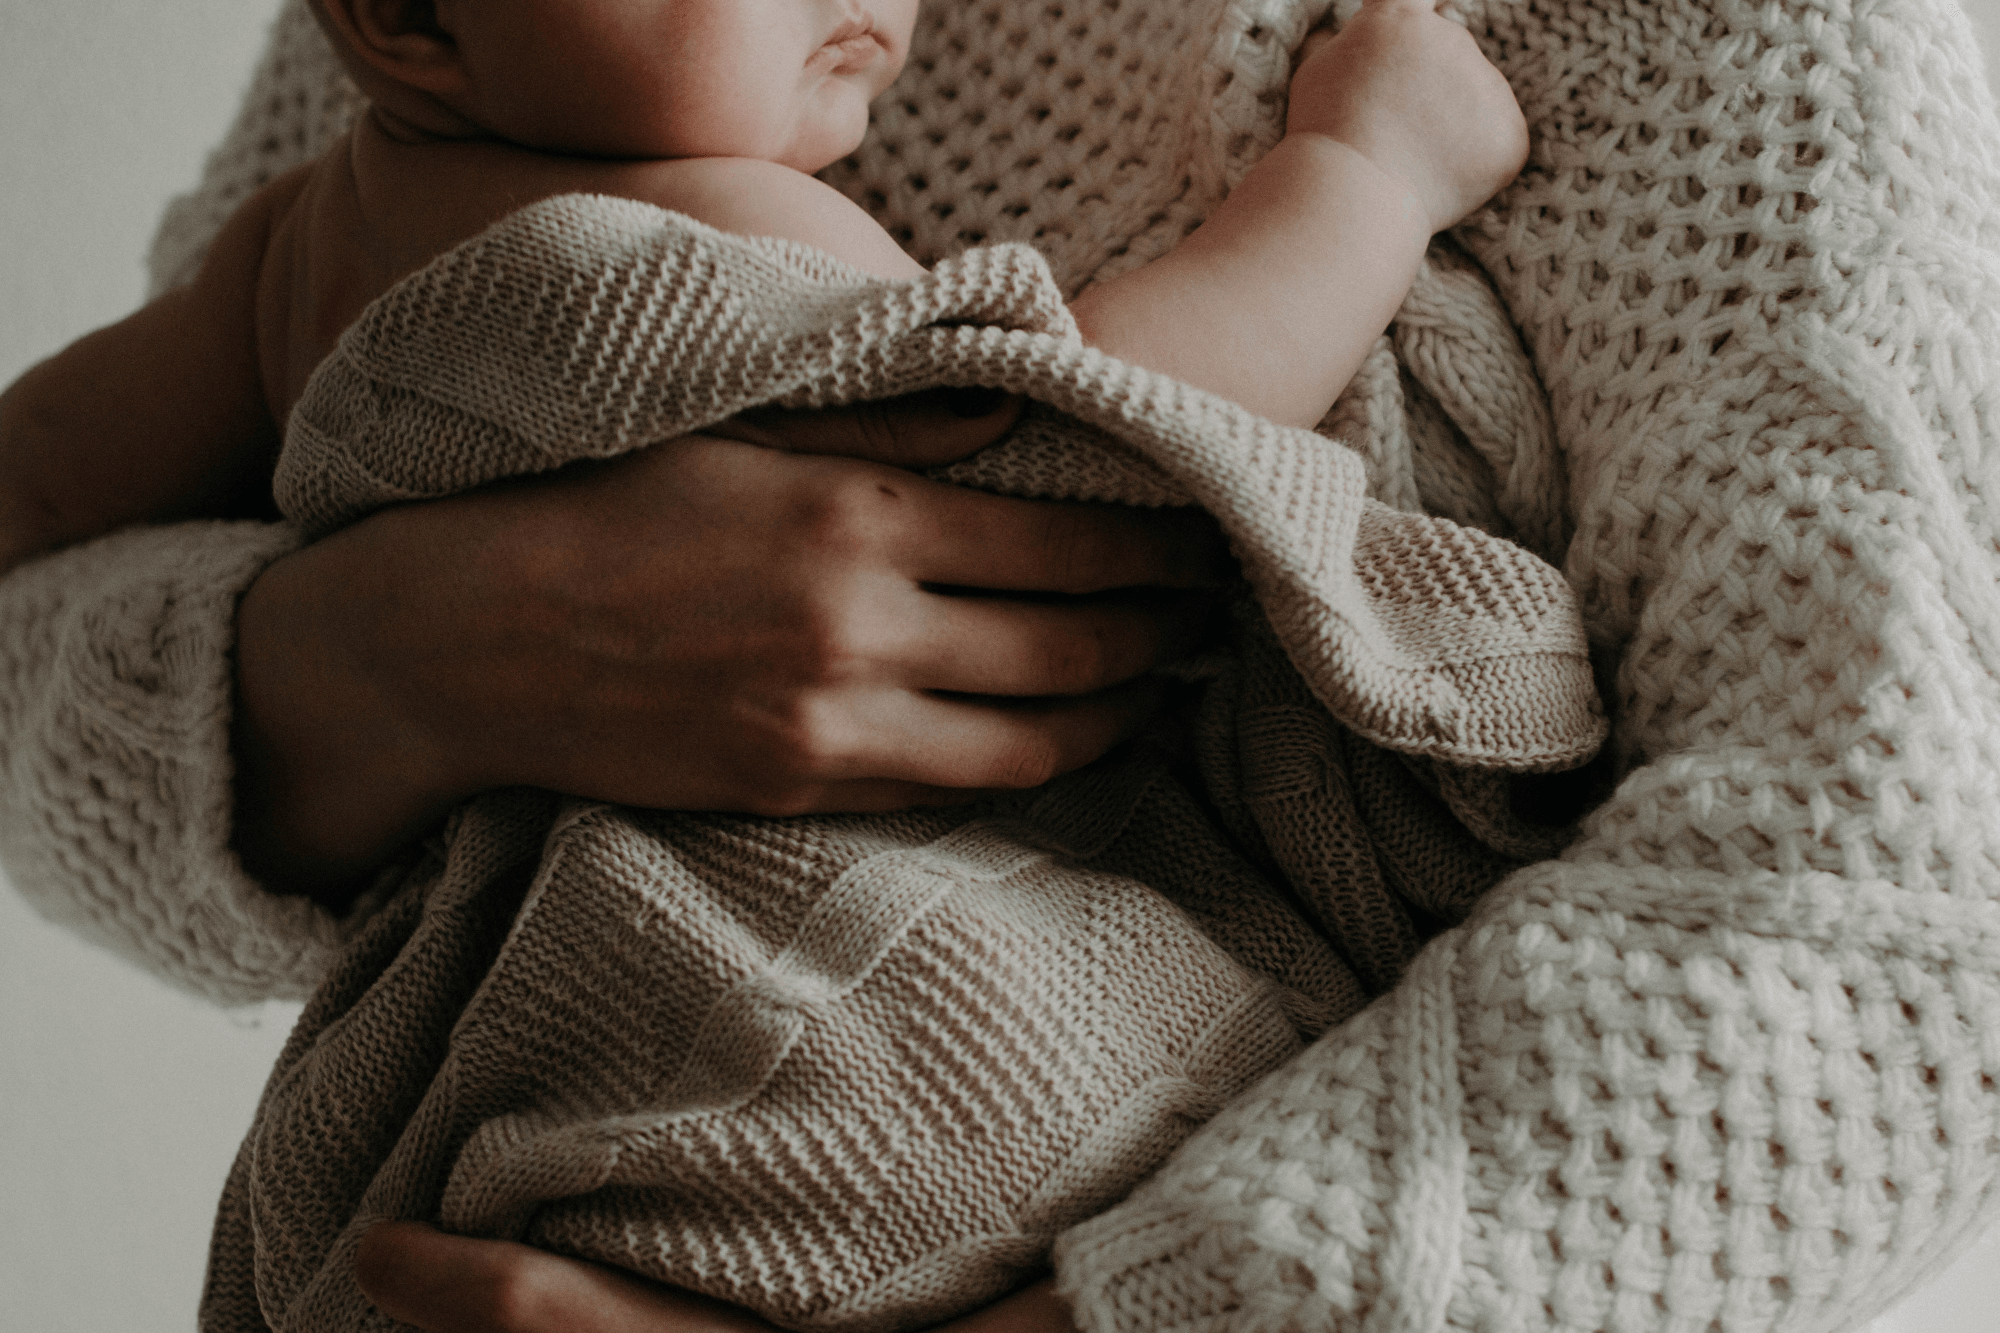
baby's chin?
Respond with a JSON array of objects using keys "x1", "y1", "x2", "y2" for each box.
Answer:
[
  {"x1": 773, "y1": 111, "x2": 874, "y2": 175},
  {"x1": 554, "y1": 93, "x2": 876, "y2": 172}
]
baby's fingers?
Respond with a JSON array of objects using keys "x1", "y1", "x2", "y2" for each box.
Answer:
[
  {"x1": 1292, "y1": 0, "x2": 1433, "y2": 74},
  {"x1": 1292, "y1": 24, "x2": 1338, "y2": 70}
]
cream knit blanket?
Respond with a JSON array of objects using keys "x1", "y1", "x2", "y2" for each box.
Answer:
[
  {"x1": 2, "y1": 0, "x2": 1997, "y2": 1330},
  {"x1": 200, "y1": 171, "x2": 1599, "y2": 1330}
]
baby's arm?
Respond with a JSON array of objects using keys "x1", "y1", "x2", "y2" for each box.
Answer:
[
  {"x1": 621, "y1": 156, "x2": 926, "y2": 281},
  {"x1": 0, "y1": 173, "x2": 300, "y2": 574},
  {"x1": 1071, "y1": 0, "x2": 1528, "y2": 427},
  {"x1": 659, "y1": 3, "x2": 1525, "y2": 430}
]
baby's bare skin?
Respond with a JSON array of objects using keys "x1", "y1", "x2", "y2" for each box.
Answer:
[
  {"x1": 0, "y1": 0, "x2": 1525, "y2": 577},
  {"x1": 0, "y1": 8, "x2": 1528, "y2": 1324},
  {"x1": 255, "y1": 118, "x2": 928, "y2": 418}
]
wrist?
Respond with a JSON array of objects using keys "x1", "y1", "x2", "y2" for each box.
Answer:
[
  {"x1": 1275, "y1": 129, "x2": 1436, "y2": 239},
  {"x1": 231, "y1": 519, "x2": 471, "y2": 906}
]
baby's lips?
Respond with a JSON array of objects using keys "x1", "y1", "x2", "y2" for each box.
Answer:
[{"x1": 814, "y1": 20, "x2": 886, "y2": 74}]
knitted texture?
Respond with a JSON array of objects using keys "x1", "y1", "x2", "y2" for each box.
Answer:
[
  {"x1": 0, "y1": 5, "x2": 374, "y2": 1010},
  {"x1": 0, "y1": 519, "x2": 366, "y2": 1004},
  {"x1": 218, "y1": 120, "x2": 1602, "y2": 1333},
  {"x1": 5, "y1": 0, "x2": 1992, "y2": 1328},
  {"x1": 1051, "y1": 1, "x2": 2000, "y2": 1331},
  {"x1": 206, "y1": 773, "x2": 1359, "y2": 1333},
  {"x1": 276, "y1": 201, "x2": 1601, "y2": 767}
]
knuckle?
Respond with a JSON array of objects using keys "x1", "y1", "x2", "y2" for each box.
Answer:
[
  {"x1": 481, "y1": 1260, "x2": 557, "y2": 1333},
  {"x1": 1044, "y1": 625, "x2": 1113, "y2": 694},
  {"x1": 991, "y1": 734, "x2": 1065, "y2": 790},
  {"x1": 1038, "y1": 511, "x2": 1116, "y2": 593},
  {"x1": 783, "y1": 591, "x2": 879, "y2": 687},
  {"x1": 752, "y1": 692, "x2": 858, "y2": 783},
  {"x1": 793, "y1": 475, "x2": 895, "y2": 559}
]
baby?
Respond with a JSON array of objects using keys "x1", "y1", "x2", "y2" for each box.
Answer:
[
  {"x1": 0, "y1": 0, "x2": 1526, "y2": 569},
  {"x1": 0, "y1": 1, "x2": 1534, "y2": 1329}
]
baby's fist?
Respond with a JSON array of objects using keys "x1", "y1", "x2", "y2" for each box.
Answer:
[{"x1": 1287, "y1": 0, "x2": 1528, "y2": 234}]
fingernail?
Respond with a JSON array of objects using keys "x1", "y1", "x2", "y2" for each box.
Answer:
[{"x1": 945, "y1": 386, "x2": 1010, "y2": 418}]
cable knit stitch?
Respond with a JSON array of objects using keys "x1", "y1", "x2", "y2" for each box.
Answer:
[
  {"x1": 0, "y1": 518, "x2": 361, "y2": 1003},
  {"x1": 1053, "y1": 1, "x2": 2000, "y2": 1331},
  {"x1": 202, "y1": 184, "x2": 1596, "y2": 1331},
  {"x1": 7, "y1": 0, "x2": 1998, "y2": 1328}
]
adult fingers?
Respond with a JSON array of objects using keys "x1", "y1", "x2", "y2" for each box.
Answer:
[
  {"x1": 694, "y1": 422, "x2": 1231, "y2": 593},
  {"x1": 710, "y1": 387, "x2": 1023, "y2": 467},
  {"x1": 354, "y1": 1221, "x2": 593, "y2": 1332},
  {"x1": 900, "y1": 588, "x2": 1216, "y2": 697},
  {"x1": 355, "y1": 1222, "x2": 775, "y2": 1333},
  {"x1": 893, "y1": 484, "x2": 1231, "y2": 592},
  {"x1": 807, "y1": 680, "x2": 1170, "y2": 797}
]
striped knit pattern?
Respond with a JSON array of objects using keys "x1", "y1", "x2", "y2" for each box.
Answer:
[
  {"x1": 3, "y1": 0, "x2": 1993, "y2": 1330},
  {"x1": 216, "y1": 115, "x2": 1601, "y2": 1333}
]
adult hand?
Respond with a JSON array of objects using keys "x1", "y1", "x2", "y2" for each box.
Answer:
[
  {"x1": 233, "y1": 390, "x2": 1226, "y2": 904},
  {"x1": 354, "y1": 1222, "x2": 1083, "y2": 1333}
]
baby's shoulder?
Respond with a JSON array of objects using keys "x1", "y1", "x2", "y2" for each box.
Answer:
[
  {"x1": 350, "y1": 127, "x2": 926, "y2": 282},
  {"x1": 592, "y1": 157, "x2": 925, "y2": 280}
]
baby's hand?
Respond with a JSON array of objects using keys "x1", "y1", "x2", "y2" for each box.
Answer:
[{"x1": 1286, "y1": 0, "x2": 1528, "y2": 234}]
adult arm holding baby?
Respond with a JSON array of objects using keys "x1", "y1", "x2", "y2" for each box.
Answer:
[
  {"x1": 321, "y1": 3, "x2": 1531, "y2": 1332},
  {"x1": 1, "y1": 0, "x2": 1518, "y2": 925},
  {"x1": 0, "y1": 292, "x2": 1219, "y2": 911},
  {"x1": 0, "y1": 0, "x2": 1525, "y2": 1326},
  {"x1": 227, "y1": 401, "x2": 1226, "y2": 904},
  {"x1": 221, "y1": 0, "x2": 1525, "y2": 913}
]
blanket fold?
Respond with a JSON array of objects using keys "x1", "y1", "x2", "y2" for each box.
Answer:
[
  {"x1": 0, "y1": 0, "x2": 1984, "y2": 1329},
  {"x1": 1053, "y1": 0, "x2": 2000, "y2": 1329},
  {"x1": 211, "y1": 176, "x2": 1601, "y2": 1330},
  {"x1": 280, "y1": 203, "x2": 1603, "y2": 772}
]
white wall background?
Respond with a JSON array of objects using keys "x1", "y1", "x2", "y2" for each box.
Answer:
[
  {"x1": 3, "y1": 1, "x2": 2000, "y2": 1330},
  {"x1": 0, "y1": 4, "x2": 299, "y2": 1331}
]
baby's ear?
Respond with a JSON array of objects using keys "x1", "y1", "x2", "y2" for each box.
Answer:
[{"x1": 317, "y1": 0, "x2": 467, "y2": 97}]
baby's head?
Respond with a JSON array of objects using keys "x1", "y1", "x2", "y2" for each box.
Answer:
[{"x1": 309, "y1": 0, "x2": 918, "y2": 172}]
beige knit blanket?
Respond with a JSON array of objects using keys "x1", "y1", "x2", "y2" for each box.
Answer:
[
  {"x1": 0, "y1": 0, "x2": 1989, "y2": 1330},
  {"x1": 202, "y1": 159, "x2": 1603, "y2": 1329}
]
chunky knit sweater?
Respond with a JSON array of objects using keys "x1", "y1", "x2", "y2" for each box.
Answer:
[
  {"x1": 5, "y1": 0, "x2": 2000, "y2": 1332},
  {"x1": 199, "y1": 177, "x2": 1599, "y2": 1331}
]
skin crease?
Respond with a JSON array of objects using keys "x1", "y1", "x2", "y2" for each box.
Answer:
[
  {"x1": 0, "y1": 0, "x2": 1526, "y2": 1325},
  {"x1": 312, "y1": 3, "x2": 1528, "y2": 1330}
]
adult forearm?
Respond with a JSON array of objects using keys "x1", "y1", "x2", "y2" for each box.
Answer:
[
  {"x1": 231, "y1": 512, "x2": 473, "y2": 908},
  {"x1": 230, "y1": 412, "x2": 1225, "y2": 909}
]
